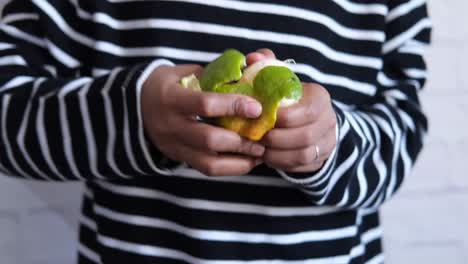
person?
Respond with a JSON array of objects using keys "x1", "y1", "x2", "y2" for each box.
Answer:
[{"x1": 0, "y1": 0, "x2": 431, "y2": 263}]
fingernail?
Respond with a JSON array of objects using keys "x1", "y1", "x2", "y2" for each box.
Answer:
[
  {"x1": 252, "y1": 144, "x2": 265, "y2": 156},
  {"x1": 245, "y1": 102, "x2": 262, "y2": 118}
]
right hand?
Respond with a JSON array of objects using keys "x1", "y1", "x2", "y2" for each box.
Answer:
[{"x1": 142, "y1": 64, "x2": 265, "y2": 176}]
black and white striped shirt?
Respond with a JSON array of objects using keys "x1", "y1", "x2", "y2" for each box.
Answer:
[{"x1": 0, "y1": 0, "x2": 431, "y2": 263}]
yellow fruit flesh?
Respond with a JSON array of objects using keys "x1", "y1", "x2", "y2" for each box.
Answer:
[{"x1": 218, "y1": 101, "x2": 279, "y2": 141}]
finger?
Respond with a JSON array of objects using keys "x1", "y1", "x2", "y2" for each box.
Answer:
[
  {"x1": 264, "y1": 145, "x2": 326, "y2": 169},
  {"x1": 168, "y1": 143, "x2": 259, "y2": 176},
  {"x1": 282, "y1": 162, "x2": 325, "y2": 173},
  {"x1": 262, "y1": 123, "x2": 324, "y2": 150},
  {"x1": 264, "y1": 129, "x2": 336, "y2": 169},
  {"x1": 262, "y1": 105, "x2": 336, "y2": 150},
  {"x1": 143, "y1": 64, "x2": 203, "y2": 93},
  {"x1": 276, "y1": 83, "x2": 329, "y2": 128},
  {"x1": 196, "y1": 154, "x2": 260, "y2": 176},
  {"x1": 170, "y1": 87, "x2": 262, "y2": 118},
  {"x1": 246, "y1": 48, "x2": 276, "y2": 65},
  {"x1": 175, "y1": 119, "x2": 265, "y2": 157}
]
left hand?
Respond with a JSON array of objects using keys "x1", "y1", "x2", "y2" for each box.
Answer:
[
  {"x1": 261, "y1": 83, "x2": 337, "y2": 173},
  {"x1": 246, "y1": 49, "x2": 337, "y2": 173}
]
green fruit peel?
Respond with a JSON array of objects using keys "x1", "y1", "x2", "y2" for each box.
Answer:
[{"x1": 180, "y1": 49, "x2": 303, "y2": 140}]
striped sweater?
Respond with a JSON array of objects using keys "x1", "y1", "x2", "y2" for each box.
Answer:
[{"x1": 0, "y1": 0, "x2": 431, "y2": 263}]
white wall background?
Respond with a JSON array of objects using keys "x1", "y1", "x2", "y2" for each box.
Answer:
[
  {"x1": 381, "y1": 1, "x2": 468, "y2": 262},
  {"x1": 0, "y1": 1, "x2": 466, "y2": 263}
]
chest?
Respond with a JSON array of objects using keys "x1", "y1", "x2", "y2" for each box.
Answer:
[{"x1": 53, "y1": 0, "x2": 389, "y2": 104}]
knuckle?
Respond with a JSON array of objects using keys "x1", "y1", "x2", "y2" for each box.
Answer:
[
  {"x1": 198, "y1": 95, "x2": 215, "y2": 116},
  {"x1": 232, "y1": 97, "x2": 244, "y2": 116}
]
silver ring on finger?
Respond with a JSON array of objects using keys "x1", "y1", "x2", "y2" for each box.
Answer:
[{"x1": 314, "y1": 144, "x2": 320, "y2": 161}]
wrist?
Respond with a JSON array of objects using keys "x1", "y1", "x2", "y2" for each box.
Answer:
[{"x1": 135, "y1": 60, "x2": 175, "y2": 175}]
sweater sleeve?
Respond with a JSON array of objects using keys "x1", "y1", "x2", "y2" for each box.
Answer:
[
  {"x1": 277, "y1": 0, "x2": 432, "y2": 209},
  {"x1": 0, "y1": 2, "x2": 178, "y2": 181}
]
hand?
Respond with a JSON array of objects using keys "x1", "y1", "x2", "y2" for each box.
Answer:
[
  {"x1": 262, "y1": 83, "x2": 337, "y2": 173},
  {"x1": 142, "y1": 64, "x2": 265, "y2": 176},
  {"x1": 246, "y1": 49, "x2": 337, "y2": 173}
]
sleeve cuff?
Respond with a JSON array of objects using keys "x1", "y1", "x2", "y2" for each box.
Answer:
[{"x1": 134, "y1": 59, "x2": 180, "y2": 176}]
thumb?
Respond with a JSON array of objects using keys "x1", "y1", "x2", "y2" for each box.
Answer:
[
  {"x1": 172, "y1": 88, "x2": 263, "y2": 118},
  {"x1": 171, "y1": 64, "x2": 262, "y2": 118},
  {"x1": 222, "y1": 94, "x2": 263, "y2": 118}
]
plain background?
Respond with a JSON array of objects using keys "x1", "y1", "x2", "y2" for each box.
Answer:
[{"x1": 0, "y1": 1, "x2": 467, "y2": 263}]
